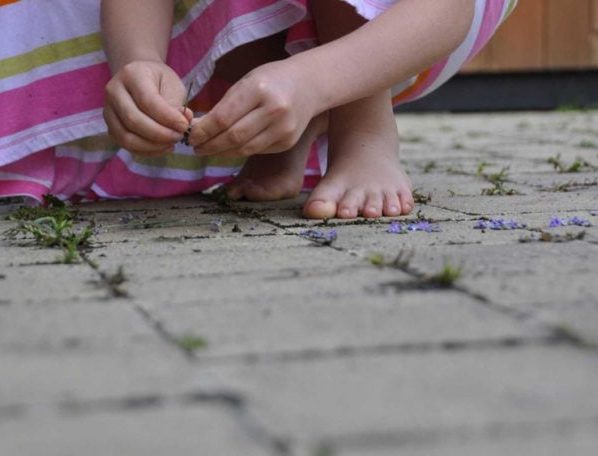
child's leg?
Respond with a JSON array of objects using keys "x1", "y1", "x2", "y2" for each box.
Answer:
[
  {"x1": 303, "y1": 0, "x2": 413, "y2": 219},
  {"x1": 214, "y1": 35, "x2": 326, "y2": 201}
]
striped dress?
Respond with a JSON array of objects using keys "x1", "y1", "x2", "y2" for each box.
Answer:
[{"x1": 0, "y1": 0, "x2": 517, "y2": 202}]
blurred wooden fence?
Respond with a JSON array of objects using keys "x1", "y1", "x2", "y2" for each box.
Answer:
[{"x1": 464, "y1": 0, "x2": 598, "y2": 72}]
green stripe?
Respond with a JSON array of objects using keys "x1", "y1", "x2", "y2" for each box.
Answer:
[
  {"x1": 64, "y1": 135, "x2": 120, "y2": 153},
  {"x1": 1, "y1": 0, "x2": 201, "y2": 80},
  {"x1": 0, "y1": 33, "x2": 102, "y2": 80},
  {"x1": 174, "y1": 0, "x2": 198, "y2": 23},
  {"x1": 132, "y1": 153, "x2": 245, "y2": 171},
  {"x1": 504, "y1": 0, "x2": 518, "y2": 19}
]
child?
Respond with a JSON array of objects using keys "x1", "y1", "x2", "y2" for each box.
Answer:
[{"x1": 0, "y1": 0, "x2": 517, "y2": 219}]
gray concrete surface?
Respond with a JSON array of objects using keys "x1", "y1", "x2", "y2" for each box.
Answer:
[{"x1": 1, "y1": 111, "x2": 598, "y2": 455}]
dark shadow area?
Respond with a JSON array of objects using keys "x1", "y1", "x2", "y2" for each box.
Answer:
[{"x1": 398, "y1": 71, "x2": 598, "y2": 112}]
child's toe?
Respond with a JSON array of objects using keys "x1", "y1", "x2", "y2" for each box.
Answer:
[
  {"x1": 337, "y1": 189, "x2": 364, "y2": 219},
  {"x1": 399, "y1": 190, "x2": 414, "y2": 215},
  {"x1": 363, "y1": 192, "x2": 383, "y2": 218},
  {"x1": 383, "y1": 191, "x2": 402, "y2": 217}
]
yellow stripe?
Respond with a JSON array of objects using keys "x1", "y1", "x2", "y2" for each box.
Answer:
[
  {"x1": 64, "y1": 135, "x2": 120, "y2": 153},
  {"x1": 0, "y1": 0, "x2": 200, "y2": 80},
  {"x1": 132, "y1": 153, "x2": 245, "y2": 171},
  {"x1": 0, "y1": 33, "x2": 102, "y2": 80}
]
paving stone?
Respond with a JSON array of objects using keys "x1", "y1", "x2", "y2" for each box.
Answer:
[
  {"x1": 337, "y1": 420, "x2": 598, "y2": 456},
  {"x1": 0, "y1": 405, "x2": 268, "y2": 456},
  {"x1": 405, "y1": 242, "x2": 598, "y2": 342},
  {"x1": 143, "y1": 289, "x2": 548, "y2": 360},
  {"x1": 307, "y1": 220, "x2": 531, "y2": 254},
  {"x1": 89, "y1": 236, "x2": 358, "y2": 283},
  {"x1": 111, "y1": 264, "x2": 405, "y2": 305},
  {"x1": 75, "y1": 195, "x2": 218, "y2": 214},
  {"x1": 0, "y1": 300, "x2": 157, "y2": 353},
  {"x1": 431, "y1": 191, "x2": 598, "y2": 216},
  {"x1": 214, "y1": 346, "x2": 598, "y2": 445},
  {"x1": 0, "y1": 345, "x2": 201, "y2": 406},
  {"x1": 0, "y1": 262, "x2": 103, "y2": 304}
]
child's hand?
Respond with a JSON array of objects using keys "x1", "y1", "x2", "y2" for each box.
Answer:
[
  {"x1": 103, "y1": 61, "x2": 192, "y2": 156},
  {"x1": 189, "y1": 60, "x2": 318, "y2": 157}
]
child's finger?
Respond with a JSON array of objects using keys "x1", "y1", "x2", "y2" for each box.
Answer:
[
  {"x1": 104, "y1": 107, "x2": 174, "y2": 155},
  {"x1": 127, "y1": 78, "x2": 190, "y2": 133},
  {"x1": 189, "y1": 83, "x2": 261, "y2": 145},
  {"x1": 110, "y1": 84, "x2": 183, "y2": 143},
  {"x1": 193, "y1": 108, "x2": 272, "y2": 155},
  {"x1": 217, "y1": 128, "x2": 280, "y2": 158}
]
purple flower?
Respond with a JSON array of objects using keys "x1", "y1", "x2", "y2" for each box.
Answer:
[
  {"x1": 474, "y1": 218, "x2": 526, "y2": 230},
  {"x1": 566, "y1": 216, "x2": 591, "y2": 227},
  {"x1": 300, "y1": 229, "x2": 338, "y2": 245},
  {"x1": 387, "y1": 220, "x2": 440, "y2": 234},
  {"x1": 548, "y1": 216, "x2": 592, "y2": 228},
  {"x1": 549, "y1": 216, "x2": 566, "y2": 228},
  {"x1": 387, "y1": 221, "x2": 406, "y2": 234}
]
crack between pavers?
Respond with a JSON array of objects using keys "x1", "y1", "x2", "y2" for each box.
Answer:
[
  {"x1": 298, "y1": 227, "x2": 597, "y2": 351},
  {"x1": 313, "y1": 415, "x2": 598, "y2": 455},
  {"x1": 0, "y1": 390, "x2": 291, "y2": 456},
  {"x1": 191, "y1": 336, "x2": 563, "y2": 366}
]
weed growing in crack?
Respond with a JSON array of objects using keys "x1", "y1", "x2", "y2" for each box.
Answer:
[
  {"x1": 412, "y1": 189, "x2": 432, "y2": 204},
  {"x1": 476, "y1": 161, "x2": 491, "y2": 176},
  {"x1": 547, "y1": 154, "x2": 597, "y2": 173},
  {"x1": 578, "y1": 140, "x2": 597, "y2": 149},
  {"x1": 480, "y1": 167, "x2": 520, "y2": 196},
  {"x1": 177, "y1": 334, "x2": 208, "y2": 351},
  {"x1": 422, "y1": 161, "x2": 437, "y2": 173},
  {"x1": 425, "y1": 262, "x2": 462, "y2": 288},
  {"x1": 544, "y1": 178, "x2": 598, "y2": 192},
  {"x1": 4, "y1": 200, "x2": 94, "y2": 264},
  {"x1": 369, "y1": 250, "x2": 414, "y2": 269},
  {"x1": 6, "y1": 195, "x2": 70, "y2": 222}
]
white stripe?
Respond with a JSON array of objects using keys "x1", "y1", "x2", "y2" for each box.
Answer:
[
  {"x1": 0, "y1": 171, "x2": 52, "y2": 187},
  {"x1": 183, "y1": 2, "x2": 306, "y2": 95},
  {"x1": 0, "y1": 0, "x2": 101, "y2": 59},
  {"x1": 416, "y1": 0, "x2": 486, "y2": 100},
  {"x1": 0, "y1": 109, "x2": 106, "y2": 166},
  {"x1": 55, "y1": 146, "x2": 116, "y2": 163}
]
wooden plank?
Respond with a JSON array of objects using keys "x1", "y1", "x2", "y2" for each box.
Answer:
[
  {"x1": 464, "y1": 0, "x2": 544, "y2": 73},
  {"x1": 591, "y1": 0, "x2": 598, "y2": 65},
  {"x1": 544, "y1": 0, "x2": 592, "y2": 69}
]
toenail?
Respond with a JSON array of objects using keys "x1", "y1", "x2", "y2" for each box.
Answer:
[
  {"x1": 340, "y1": 208, "x2": 351, "y2": 217},
  {"x1": 390, "y1": 206, "x2": 399, "y2": 213}
]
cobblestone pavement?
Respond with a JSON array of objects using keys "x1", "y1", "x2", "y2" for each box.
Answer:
[{"x1": 1, "y1": 112, "x2": 598, "y2": 455}]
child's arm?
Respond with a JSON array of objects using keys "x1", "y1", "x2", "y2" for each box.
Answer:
[
  {"x1": 189, "y1": 0, "x2": 474, "y2": 156},
  {"x1": 101, "y1": 0, "x2": 190, "y2": 155}
]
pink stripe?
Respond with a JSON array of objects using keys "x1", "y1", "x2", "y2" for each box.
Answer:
[
  {"x1": 1, "y1": 147, "x2": 56, "y2": 180},
  {"x1": 0, "y1": 180, "x2": 50, "y2": 201},
  {"x1": 50, "y1": 156, "x2": 108, "y2": 197},
  {"x1": 167, "y1": 0, "x2": 296, "y2": 75},
  {"x1": 94, "y1": 157, "x2": 232, "y2": 199},
  {"x1": 467, "y1": 0, "x2": 506, "y2": 61},
  {"x1": 0, "y1": 63, "x2": 110, "y2": 137}
]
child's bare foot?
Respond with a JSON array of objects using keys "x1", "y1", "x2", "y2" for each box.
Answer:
[
  {"x1": 226, "y1": 114, "x2": 327, "y2": 201},
  {"x1": 303, "y1": 91, "x2": 413, "y2": 219}
]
